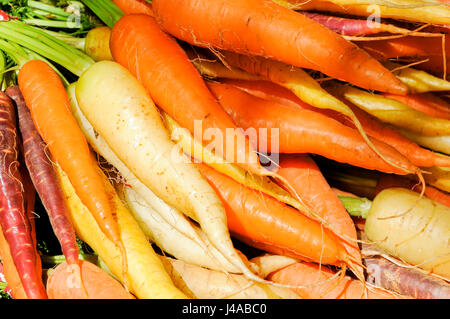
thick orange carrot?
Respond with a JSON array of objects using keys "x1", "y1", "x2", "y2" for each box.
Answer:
[
  {"x1": 7, "y1": 86, "x2": 79, "y2": 265},
  {"x1": 113, "y1": 0, "x2": 153, "y2": 16},
  {"x1": 375, "y1": 174, "x2": 450, "y2": 208},
  {"x1": 110, "y1": 14, "x2": 265, "y2": 176},
  {"x1": 17, "y1": 60, "x2": 122, "y2": 257},
  {"x1": 197, "y1": 164, "x2": 348, "y2": 267},
  {"x1": 225, "y1": 79, "x2": 450, "y2": 168},
  {"x1": 276, "y1": 154, "x2": 363, "y2": 279},
  {"x1": 0, "y1": 91, "x2": 47, "y2": 299},
  {"x1": 207, "y1": 81, "x2": 417, "y2": 174},
  {"x1": 383, "y1": 93, "x2": 450, "y2": 121},
  {"x1": 152, "y1": 0, "x2": 408, "y2": 94},
  {"x1": 47, "y1": 260, "x2": 133, "y2": 299},
  {"x1": 269, "y1": 261, "x2": 407, "y2": 299}
]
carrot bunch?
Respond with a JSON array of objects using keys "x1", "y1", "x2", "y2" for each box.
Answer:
[{"x1": 0, "y1": 0, "x2": 448, "y2": 300}]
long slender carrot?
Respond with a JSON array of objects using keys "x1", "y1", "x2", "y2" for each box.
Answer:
[
  {"x1": 196, "y1": 164, "x2": 349, "y2": 268},
  {"x1": 207, "y1": 81, "x2": 417, "y2": 174},
  {"x1": 110, "y1": 14, "x2": 269, "y2": 177},
  {"x1": 375, "y1": 174, "x2": 450, "y2": 207},
  {"x1": 268, "y1": 261, "x2": 407, "y2": 299},
  {"x1": 17, "y1": 60, "x2": 125, "y2": 268},
  {"x1": 152, "y1": 0, "x2": 408, "y2": 94},
  {"x1": 0, "y1": 91, "x2": 47, "y2": 299},
  {"x1": 6, "y1": 86, "x2": 79, "y2": 265},
  {"x1": 382, "y1": 93, "x2": 450, "y2": 120},
  {"x1": 225, "y1": 79, "x2": 450, "y2": 168},
  {"x1": 113, "y1": 0, "x2": 154, "y2": 16},
  {"x1": 276, "y1": 154, "x2": 363, "y2": 280}
]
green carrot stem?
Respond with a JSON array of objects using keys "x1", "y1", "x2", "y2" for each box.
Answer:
[
  {"x1": 338, "y1": 195, "x2": 372, "y2": 219},
  {"x1": 0, "y1": 20, "x2": 94, "y2": 76},
  {"x1": 28, "y1": 1, "x2": 72, "y2": 18},
  {"x1": 81, "y1": 0, "x2": 124, "y2": 28},
  {"x1": 39, "y1": 29, "x2": 86, "y2": 50}
]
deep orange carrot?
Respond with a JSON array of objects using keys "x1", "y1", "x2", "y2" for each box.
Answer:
[
  {"x1": 276, "y1": 154, "x2": 363, "y2": 279},
  {"x1": 269, "y1": 261, "x2": 407, "y2": 299},
  {"x1": 153, "y1": 0, "x2": 407, "y2": 94},
  {"x1": 17, "y1": 60, "x2": 122, "y2": 255},
  {"x1": 110, "y1": 14, "x2": 265, "y2": 176},
  {"x1": 383, "y1": 93, "x2": 450, "y2": 121},
  {"x1": 207, "y1": 81, "x2": 417, "y2": 174},
  {"x1": 375, "y1": 174, "x2": 450, "y2": 208},
  {"x1": 196, "y1": 164, "x2": 348, "y2": 267},
  {"x1": 225, "y1": 79, "x2": 450, "y2": 168},
  {"x1": 0, "y1": 91, "x2": 47, "y2": 299},
  {"x1": 113, "y1": 0, "x2": 153, "y2": 16}
]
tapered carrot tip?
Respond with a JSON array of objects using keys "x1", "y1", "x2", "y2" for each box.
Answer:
[{"x1": 46, "y1": 261, "x2": 133, "y2": 299}]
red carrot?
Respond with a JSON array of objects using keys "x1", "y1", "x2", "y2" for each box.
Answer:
[
  {"x1": 0, "y1": 91, "x2": 47, "y2": 299},
  {"x1": 6, "y1": 86, "x2": 79, "y2": 265},
  {"x1": 152, "y1": 0, "x2": 408, "y2": 94}
]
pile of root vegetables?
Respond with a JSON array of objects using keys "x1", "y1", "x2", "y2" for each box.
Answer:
[{"x1": 0, "y1": 0, "x2": 449, "y2": 300}]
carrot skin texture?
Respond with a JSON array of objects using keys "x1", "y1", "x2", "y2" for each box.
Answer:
[
  {"x1": 225, "y1": 79, "x2": 450, "y2": 168},
  {"x1": 0, "y1": 91, "x2": 47, "y2": 299},
  {"x1": 7, "y1": 86, "x2": 79, "y2": 265},
  {"x1": 153, "y1": 0, "x2": 407, "y2": 94},
  {"x1": 364, "y1": 257, "x2": 450, "y2": 299},
  {"x1": 18, "y1": 60, "x2": 121, "y2": 249},
  {"x1": 110, "y1": 14, "x2": 262, "y2": 174},
  {"x1": 113, "y1": 0, "x2": 153, "y2": 16},
  {"x1": 197, "y1": 164, "x2": 346, "y2": 267},
  {"x1": 207, "y1": 81, "x2": 416, "y2": 174},
  {"x1": 277, "y1": 154, "x2": 363, "y2": 278}
]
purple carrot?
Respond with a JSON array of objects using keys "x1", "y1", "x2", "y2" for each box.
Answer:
[
  {"x1": 6, "y1": 86, "x2": 79, "y2": 265},
  {"x1": 301, "y1": 12, "x2": 408, "y2": 36},
  {"x1": 0, "y1": 91, "x2": 47, "y2": 299}
]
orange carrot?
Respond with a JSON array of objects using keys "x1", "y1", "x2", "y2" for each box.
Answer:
[
  {"x1": 196, "y1": 164, "x2": 348, "y2": 268},
  {"x1": 113, "y1": 0, "x2": 153, "y2": 16},
  {"x1": 110, "y1": 14, "x2": 266, "y2": 176},
  {"x1": 382, "y1": 93, "x2": 450, "y2": 121},
  {"x1": 225, "y1": 79, "x2": 450, "y2": 168},
  {"x1": 17, "y1": 60, "x2": 123, "y2": 260},
  {"x1": 276, "y1": 154, "x2": 363, "y2": 279},
  {"x1": 47, "y1": 260, "x2": 133, "y2": 299},
  {"x1": 268, "y1": 261, "x2": 407, "y2": 299},
  {"x1": 375, "y1": 174, "x2": 450, "y2": 208},
  {"x1": 152, "y1": 0, "x2": 408, "y2": 94},
  {"x1": 207, "y1": 81, "x2": 417, "y2": 174}
]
